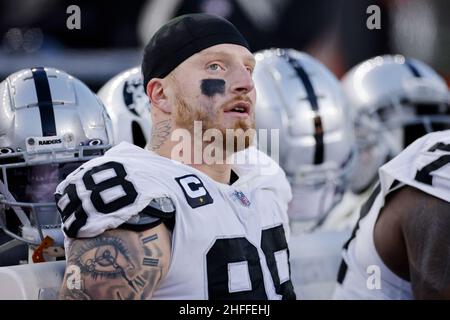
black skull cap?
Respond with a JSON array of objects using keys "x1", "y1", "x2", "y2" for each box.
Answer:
[{"x1": 142, "y1": 13, "x2": 250, "y2": 89}]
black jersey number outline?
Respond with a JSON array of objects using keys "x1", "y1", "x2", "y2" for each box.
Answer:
[
  {"x1": 56, "y1": 161, "x2": 138, "y2": 237},
  {"x1": 415, "y1": 142, "x2": 450, "y2": 185},
  {"x1": 206, "y1": 224, "x2": 295, "y2": 300}
]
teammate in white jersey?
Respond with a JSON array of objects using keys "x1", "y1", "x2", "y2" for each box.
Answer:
[
  {"x1": 57, "y1": 13, "x2": 296, "y2": 300},
  {"x1": 334, "y1": 130, "x2": 450, "y2": 299}
]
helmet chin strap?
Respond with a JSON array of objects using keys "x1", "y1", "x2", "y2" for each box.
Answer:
[
  {"x1": 0, "y1": 179, "x2": 65, "y2": 254},
  {"x1": 0, "y1": 180, "x2": 31, "y2": 227}
]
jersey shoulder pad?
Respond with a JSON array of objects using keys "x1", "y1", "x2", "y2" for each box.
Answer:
[
  {"x1": 380, "y1": 130, "x2": 450, "y2": 202},
  {"x1": 120, "y1": 197, "x2": 176, "y2": 232},
  {"x1": 55, "y1": 152, "x2": 174, "y2": 239}
]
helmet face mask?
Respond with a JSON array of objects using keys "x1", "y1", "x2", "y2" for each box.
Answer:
[
  {"x1": 287, "y1": 146, "x2": 356, "y2": 224},
  {"x1": 0, "y1": 147, "x2": 107, "y2": 244},
  {"x1": 254, "y1": 48, "x2": 356, "y2": 226},
  {"x1": 0, "y1": 146, "x2": 108, "y2": 246},
  {"x1": 0, "y1": 67, "x2": 113, "y2": 250},
  {"x1": 289, "y1": 149, "x2": 356, "y2": 187},
  {"x1": 289, "y1": 176, "x2": 346, "y2": 226}
]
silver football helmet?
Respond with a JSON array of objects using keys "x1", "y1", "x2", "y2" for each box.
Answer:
[
  {"x1": 342, "y1": 55, "x2": 450, "y2": 193},
  {"x1": 97, "y1": 67, "x2": 151, "y2": 148},
  {"x1": 254, "y1": 48, "x2": 356, "y2": 226},
  {"x1": 0, "y1": 67, "x2": 113, "y2": 255}
]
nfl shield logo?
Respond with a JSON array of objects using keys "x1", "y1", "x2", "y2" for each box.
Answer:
[{"x1": 232, "y1": 190, "x2": 251, "y2": 207}]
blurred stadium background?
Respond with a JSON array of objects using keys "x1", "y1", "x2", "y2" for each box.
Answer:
[{"x1": 1, "y1": 0, "x2": 449, "y2": 91}]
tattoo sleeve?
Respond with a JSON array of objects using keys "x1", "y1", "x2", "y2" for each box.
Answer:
[
  {"x1": 59, "y1": 223, "x2": 171, "y2": 300},
  {"x1": 402, "y1": 187, "x2": 450, "y2": 299}
]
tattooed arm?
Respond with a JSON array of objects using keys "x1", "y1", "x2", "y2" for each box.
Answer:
[
  {"x1": 59, "y1": 223, "x2": 171, "y2": 300},
  {"x1": 401, "y1": 186, "x2": 450, "y2": 299}
]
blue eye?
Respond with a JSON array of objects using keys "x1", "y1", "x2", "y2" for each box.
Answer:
[{"x1": 207, "y1": 63, "x2": 223, "y2": 71}]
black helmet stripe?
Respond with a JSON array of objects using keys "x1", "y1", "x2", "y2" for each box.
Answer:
[
  {"x1": 405, "y1": 59, "x2": 422, "y2": 78},
  {"x1": 285, "y1": 53, "x2": 324, "y2": 165},
  {"x1": 31, "y1": 67, "x2": 57, "y2": 136}
]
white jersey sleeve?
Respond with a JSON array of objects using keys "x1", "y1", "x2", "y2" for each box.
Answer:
[
  {"x1": 379, "y1": 130, "x2": 450, "y2": 202},
  {"x1": 55, "y1": 142, "x2": 174, "y2": 239}
]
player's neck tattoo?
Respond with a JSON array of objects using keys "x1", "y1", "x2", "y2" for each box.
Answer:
[
  {"x1": 148, "y1": 120, "x2": 172, "y2": 151},
  {"x1": 200, "y1": 79, "x2": 225, "y2": 97}
]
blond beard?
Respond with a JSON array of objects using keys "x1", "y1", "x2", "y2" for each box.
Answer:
[{"x1": 173, "y1": 94, "x2": 255, "y2": 153}]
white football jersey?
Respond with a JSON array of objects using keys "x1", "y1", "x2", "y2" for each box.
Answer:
[
  {"x1": 56, "y1": 142, "x2": 296, "y2": 300},
  {"x1": 334, "y1": 130, "x2": 450, "y2": 299}
]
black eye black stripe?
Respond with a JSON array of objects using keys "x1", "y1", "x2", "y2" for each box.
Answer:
[
  {"x1": 284, "y1": 52, "x2": 324, "y2": 165},
  {"x1": 31, "y1": 67, "x2": 57, "y2": 136}
]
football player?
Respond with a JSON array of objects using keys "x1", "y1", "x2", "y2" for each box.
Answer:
[
  {"x1": 97, "y1": 67, "x2": 152, "y2": 147},
  {"x1": 334, "y1": 129, "x2": 450, "y2": 299},
  {"x1": 342, "y1": 55, "x2": 450, "y2": 195},
  {"x1": 57, "y1": 14, "x2": 296, "y2": 300},
  {"x1": 0, "y1": 67, "x2": 113, "y2": 266}
]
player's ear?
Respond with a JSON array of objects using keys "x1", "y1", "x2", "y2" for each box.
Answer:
[{"x1": 147, "y1": 78, "x2": 172, "y2": 114}]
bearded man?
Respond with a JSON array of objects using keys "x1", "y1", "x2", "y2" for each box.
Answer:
[{"x1": 57, "y1": 13, "x2": 296, "y2": 300}]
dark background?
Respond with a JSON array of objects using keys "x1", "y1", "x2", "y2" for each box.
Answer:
[{"x1": 1, "y1": 0, "x2": 448, "y2": 91}]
